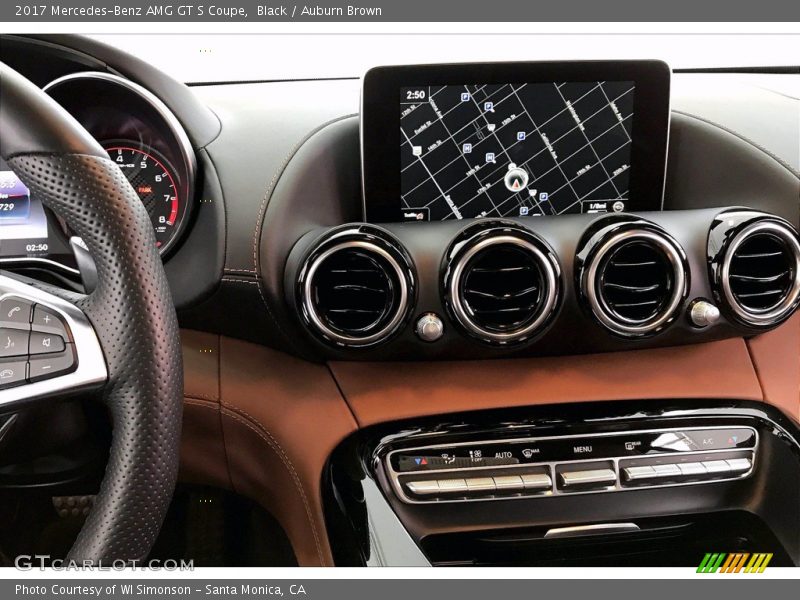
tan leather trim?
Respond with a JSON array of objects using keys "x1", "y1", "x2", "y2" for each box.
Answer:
[
  {"x1": 329, "y1": 338, "x2": 764, "y2": 427},
  {"x1": 180, "y1": 398, "x2": 232, "y2": 491},
  {"x1": 180, "y1": 326, "x2": 799, "y2": 566},
  {"x1": 746, "y1": 314, "x2": 800, "y2": 423},
  {"x1": 181, "y1": 329, "x2": 220, "y2": 402},
  {"x1": 218, "y1": 405, "x2": 327, "y2": 566},
  {"x1": 180, "y1": 332, "x2": 358, "y2": 566}
]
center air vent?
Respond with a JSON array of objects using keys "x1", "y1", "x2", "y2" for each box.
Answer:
[
  {"x1": 297, "y1": 226, "x2": 415, "y2": 347},
  {"x1": 717, "y1": 219, "x2": 800, "y2": 327},
  {"x1": 445, "y1": 225, "x2": 560, "y2": 344},
  {"x1": 579, "y1": 224, "x2": 688, "y2": 337}
]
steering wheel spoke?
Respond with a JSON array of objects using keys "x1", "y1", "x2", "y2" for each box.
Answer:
[{"x1": 0, "y1": 273, "x2": 107, "y2": 411}]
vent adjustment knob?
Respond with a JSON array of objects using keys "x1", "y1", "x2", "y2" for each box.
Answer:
[
  {"x1": 689, "y1": 300, "x2": 721, "y2": 328},
  {"x1": 415, "y1": 313, "x2": 444, "y2": 343}
]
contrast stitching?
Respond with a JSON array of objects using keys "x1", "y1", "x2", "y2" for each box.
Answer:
[
  {"x1": 184, "y1": 392, "x2": 218, "y2": 403},
  {"x1": 184, "y1": 397, "x2": 217, "y2": 407},
  {"x1": 183, "y1": 398, "x2": 326, "y2": 565},
  {"x1": 250, "y1": 113, "x2": 359, "y2": 354},
  {"x1": 220, "y1": 278, "x2": 260, "y2": 285},
  {"x1": 220, "y1": 406, "x2": 327, "y2": 566}
]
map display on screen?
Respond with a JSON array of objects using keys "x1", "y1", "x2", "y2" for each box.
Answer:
[{"x1": 399, "y1": 81, "x2": 635, "y2": 221}]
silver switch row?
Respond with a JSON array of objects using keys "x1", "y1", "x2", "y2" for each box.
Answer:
[
  {"x1": 406, "y1": 472, "x2": 552, "y2": 497},
  {"x1": 623, "y1": 457, "x2": 752, "y2": 482}
]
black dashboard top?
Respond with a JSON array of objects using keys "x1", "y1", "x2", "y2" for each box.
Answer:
[{"x1": 1, "y1": 35, "x2": 798, "y2": 364}]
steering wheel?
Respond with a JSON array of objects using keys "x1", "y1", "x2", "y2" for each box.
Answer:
[{"x1": 0, "y1": 64, "x2": 183, "y2": 563}]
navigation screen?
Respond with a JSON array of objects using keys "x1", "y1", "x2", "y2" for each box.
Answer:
[{"x1": 399, "y1": 81, "x2": 635, "y2": 221}]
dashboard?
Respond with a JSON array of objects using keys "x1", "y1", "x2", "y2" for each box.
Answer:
[
  {"x1": 1, "y1": 36, "x2": 798, "y2": 365},
  {"x1": 0, "y1": 34, "x2": 799, "y2": 569}
]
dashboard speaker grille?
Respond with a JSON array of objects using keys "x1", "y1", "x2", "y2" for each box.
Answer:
[
  {"x1": 299, "y1": 230, "x2": 413, "y2": 347},
  {"x1": 720, "y1": 220, "x2": 800, "y2": 327}
]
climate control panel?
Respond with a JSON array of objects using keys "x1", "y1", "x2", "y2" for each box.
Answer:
[{"x1": 386, "y1": 426, "x2": 757, "y2": 503}]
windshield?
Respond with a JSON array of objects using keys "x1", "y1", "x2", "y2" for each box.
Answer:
[{"x1": 90, "y1": 34, "x2": 799, "y2": 83}]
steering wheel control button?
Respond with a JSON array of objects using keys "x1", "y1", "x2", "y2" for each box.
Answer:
[
  {"x1": 0, "y1": 297, "x2": 33, "y2": 328},
  {"x1": 415, "y1": 312, "x2": 444, "y2": 343},
  {"x1": 32, "y1": 305, "x2": 71, "y2": 340},
  {"x1": 28, "y1": 345, "x2": 77, "y2": 383},
  {"x1": 29, "y1": 332, "x2": 66, "y2": 355},
  {"x1": 0, "y1": 328, "x2": 30, "y2": 358},
  {"x1": 0, "y1": 360, "x2": 27, "y2": 389},
  {"x1": 690, "y1": 300, "x2": 721, "y2": 328}
]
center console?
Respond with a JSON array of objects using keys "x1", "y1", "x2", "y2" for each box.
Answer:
[
  {"x1": 325, "y1": 401, "x2": 800, "y2": 567},
  {"x1": 387, "y1": 426, "x2": 757, "y2": 503}
]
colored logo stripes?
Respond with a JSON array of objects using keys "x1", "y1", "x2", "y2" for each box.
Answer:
[{"x1": 697, "y1": 552, "x2": 773, "y2": 573}]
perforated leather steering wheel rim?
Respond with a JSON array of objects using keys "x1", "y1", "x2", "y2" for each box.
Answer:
[{"x1": 0, "y1": 63, "x2": 183, "y2": 563}]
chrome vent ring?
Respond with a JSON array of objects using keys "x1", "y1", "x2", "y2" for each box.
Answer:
[
  {"x1": 720, "y1": 220, "x2": 800, "y2": 327},
  {"x1": 297, "y1": 227, "x2": 415, "y2": 347},
  {"x1": 445, "y1": 225, "x2": 561, "y2": 345},
  {"x1": 581, "y1": 226, "x2": 688, "y2": 337}
]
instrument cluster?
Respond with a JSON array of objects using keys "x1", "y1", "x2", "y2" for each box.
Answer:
[{"x1": 0, "y1": 71, "x2": 197, "y2": 277}]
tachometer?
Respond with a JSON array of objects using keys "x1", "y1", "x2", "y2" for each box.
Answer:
[{"x1": 104, "y1": 144, "x2": 184, "y2": 254}]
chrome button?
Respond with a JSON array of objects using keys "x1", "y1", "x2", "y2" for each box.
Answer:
[
  {"x1": 678, "y1": 462, "x2": 707, "y2": 476},
  {"x1": 559, "y1": 469, "x2": 616, "y2": 488},
  {"x1": 701, "y1": 460, "x2": 731, "y2": 474},
  {"x1": 623, "y1": 465, "x2": 657, "y2": 481},
  {"x1": 521, "y1": 473, "x2": 552, "y2": 490},
  {"x1": 492, "y1": 475, "x2": 524, "y2": 491},
  {"x1": 437, "y1": 478, "x2": 469, "y2": 493},
  {"x1": 406, "y1": 480, "x2": 440, "y2": 496},
  {"x1": 651, "y1": 464, "x2": 682, "y2": 477},
  {"x1": 465, "y1": 477, "x2": 496, "y2": 492},
  {"x1": 726, "y1": 458, "x2": 752, "y2": 473},
  {"x1": 415, "y1": 313, "x2": 445, "y2": 343}
]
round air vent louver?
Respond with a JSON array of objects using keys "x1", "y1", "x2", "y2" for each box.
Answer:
[
  {"x1": 297, "y1": 226, "x2": 415, "y2": 347},
  {"x1": 445, "y1": 224, "x2": 561, "y2": 344},
  {"x1": 719, "y1": 220, "x2": 800, "y2": 327},
  {"x1": 580, "y1": 224, "x2": 688, "y2": 337}
]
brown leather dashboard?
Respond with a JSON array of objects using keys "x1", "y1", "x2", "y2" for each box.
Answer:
[{"x1": 179, "y1": 314, "x2": 798, "y2": 566}]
